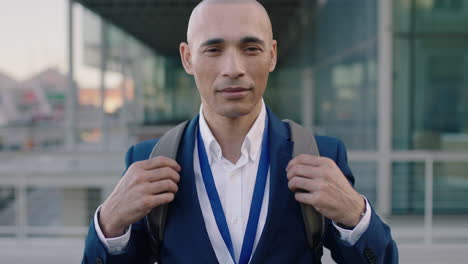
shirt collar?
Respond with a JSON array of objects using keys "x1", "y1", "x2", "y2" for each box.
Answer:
[{"x1": 198, "y1": 99, "x2": 266, "y2": 165}]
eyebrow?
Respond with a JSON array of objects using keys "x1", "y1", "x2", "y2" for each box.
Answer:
[
  {"x1": 240, "y1": 36, "x2": 265, "y2": 46},
  {"x1": 200, "y1": 36, "x2": 265, "y2": 47},
  {"x1": 200, "y1": 38, "x2": 225, "y2": 47}
]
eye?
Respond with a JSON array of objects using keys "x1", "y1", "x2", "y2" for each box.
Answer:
[
  {"x1": 205, "y1": 47, "x2": 221, "y2": 54},
  {"x1": 244, "y1": 46, "x2": 262, "y2": 54}
]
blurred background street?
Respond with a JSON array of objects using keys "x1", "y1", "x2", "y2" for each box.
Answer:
[{"x1": 0, "y1": 0, "x2": 467, "y2": 263}]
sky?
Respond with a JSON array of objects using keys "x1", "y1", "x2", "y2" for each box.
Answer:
[{"x1": 0, "y1": 0, "x2": 121, "y2": 88}]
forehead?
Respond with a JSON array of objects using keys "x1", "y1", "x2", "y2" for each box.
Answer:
[{"x1": 189, "y1": 3, "x2": 270, "y2": 46}]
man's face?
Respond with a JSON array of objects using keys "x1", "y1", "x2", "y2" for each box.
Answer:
[{"x1": 180, "y1": 2, "x2": 277, "y2": 118}]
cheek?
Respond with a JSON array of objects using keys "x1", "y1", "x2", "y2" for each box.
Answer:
[
  {"x1": 248, "y1": 63, "x2": 270, "y2": 87},
  {"x1": 193, "y1": 60, "x2": 218, "y2": 90},
  {"x1": 248, "y1": 55, "x2": 271, "y2": 73}
]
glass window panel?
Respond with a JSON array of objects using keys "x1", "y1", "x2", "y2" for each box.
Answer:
[
  {"x1": 433, "y1": 161, "x2": 468, "y2": 213},
  {"x1": 264, "y1": 68, "x2": 303, "y2": 123},
  {"x1": 79, "y1": 9, "x2": 138, "y2": 150},
  {"x1": 392, "y1": 161, "x2": 468, "y2": 214},
  {"x1": 26, "y1": 187, "x2": 101, "y2": 227},
  {"x1": 393, "y1": 0, "x2": 468, "y2": 152},
  {"x1": 393, "y1": 37, "x2": 468, "y2": 150},
  {"x1": 394, "y1": 0, "x2": 412, "y2": 32},
  {"x1": 396, "y1": 0, "x2": 468, "y2": 33},
  {"x1": 0, "y1": 187, "x2": 15, "y2": 226},
  {"x1": 350, "y1": 162, "x2": 377, "y2": 206},
  {"x1": 393, "y1": 38, "x2": 412, "y2": 150},
  {"x1": 266, "y1": 0, "x2": 379, "y2": 151},
  {"x1": 392, "y1": 162, "x2": 425, "y2": 214},
  {"x1": 414, "y1": 0, "x2": 468, "y2": 33},
  {"x1": 313, "y1": 55, "x2": 377, "y2": 150},
  {"x1": 142, "y1": 57, "x2": 199, "y2": 125},
  {"x1": 313, "y1": 0, "x2": 377, "y2": 150}
]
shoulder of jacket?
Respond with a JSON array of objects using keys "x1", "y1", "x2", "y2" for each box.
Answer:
[
  {"x1": 133, "y1": 138, "x2": 159, "y2": 150},
  {"x1": 313, "y1": 135, "x2": 347, "y2": 160},
  {"x1": 314, "y1": 135, "x2": 342, "y2": 146},
  {"x1": 128, "y1": 138, "x2": 160, "y2": 162}
]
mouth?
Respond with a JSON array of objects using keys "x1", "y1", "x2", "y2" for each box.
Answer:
[{"x1": 218, "y1": 87, "x2": 252, "y2": 99}]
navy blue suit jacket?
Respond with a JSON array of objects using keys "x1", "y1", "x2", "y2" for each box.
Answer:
[{"x1": 82, "y1": 109, "x2": 398, "y2": 264}]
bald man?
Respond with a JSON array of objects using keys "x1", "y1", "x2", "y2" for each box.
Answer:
[{"x1": 82, "y1": 1, "x2": 398, "y2": 263}]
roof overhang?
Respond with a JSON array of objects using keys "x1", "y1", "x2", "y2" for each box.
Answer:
[{"x1": 74, "y1": 0, "x2": 314, "y2": 61}]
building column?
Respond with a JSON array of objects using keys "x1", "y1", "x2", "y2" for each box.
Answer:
[
  {"x1": 100, "y1": 20, "x2": 109, "y2": 151},
  {"x1": 377, "y1": 0, "x2": 393, "y2": 216},
  {"x1": 65, "y1": 0, "x2": 77, "y2": 151},
  {"x1": 302, "y1": 67, "x2": 314, "y2": 130}
]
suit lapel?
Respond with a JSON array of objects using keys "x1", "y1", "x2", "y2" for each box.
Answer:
[
  {"x1": 250, "y1": 107, "x2": 293, "y2": 264},
  {"x1": 167, "y1": 115, "x2": 219, "y2": 262}
]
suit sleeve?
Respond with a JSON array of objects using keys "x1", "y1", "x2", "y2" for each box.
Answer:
[
  {"x1": 323, "y1": 140, "x2": 399, "y2": 264},
  {"x1": 81, "y1": 145, "x2": 156, "y2": 264}
]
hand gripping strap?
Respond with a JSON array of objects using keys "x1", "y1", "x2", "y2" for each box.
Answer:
[
  {"x1": 283, "y1": 119, "x2": 325, "y2": 262},
  {"x1": 146, "y1": 120, "x2": 189, "y2": 257}
]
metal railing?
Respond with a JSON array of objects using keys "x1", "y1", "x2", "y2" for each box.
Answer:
[
  {"x1": 0, "y1": 151, "x2": 467, "y2": 244},
  {"x1": 0, "y1": 152, "x2": 122, "y2": 238},
  {"x1": 350, "y1": 151, "x2": 468, "y2": 244}
]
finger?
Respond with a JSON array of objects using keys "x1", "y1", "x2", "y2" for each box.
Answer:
[
  {"x1": 145, "y1": 179, "x2": 179, "y2": 195},
  {"x1": 288, "y1": 176, "x2": 317, "y2": 193},
  {"x1": 147, "y1": 192, "x2": 176, "y2": 208},
  {"x1": 286, "y1": 164, "x2": 324, "y2": 180},
  {"x1": 139, "y1": 156, "x2": 181, "y2": 171},
  {"x1": 287, "y1": 154, "x2": 326, "y2": 171},
  {"x1": 294, "y1": 192, "x2": 318, "y2": 207},
  {"x1": 145, "y1": 167, "x2": 181, "y2": 183}
]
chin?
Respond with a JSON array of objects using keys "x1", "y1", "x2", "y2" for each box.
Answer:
[{"x1": 217, "y1": 103, "x2": 253, "y2": 118}]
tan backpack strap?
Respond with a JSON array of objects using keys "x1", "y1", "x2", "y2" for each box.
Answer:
[
  {"x1": 284, "y1": 119, "x2": 324, "y2": 262},
  {"x1": 146, "y1": 120, "x2": 189, "y2": 257}
]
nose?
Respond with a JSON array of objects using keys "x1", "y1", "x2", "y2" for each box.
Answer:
[{"x1": 221, "y1": 50, "x2": 245, "y2": 79}]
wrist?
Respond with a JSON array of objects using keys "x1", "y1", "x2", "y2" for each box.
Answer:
[
  {"x1": 338, "y1": 196, "x2": 366, "y2": 228},
  {"x1": 99, "y1": 205, "x2": 126, "y2": 238}
]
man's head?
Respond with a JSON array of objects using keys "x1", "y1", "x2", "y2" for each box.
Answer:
[{"x1": 179, "y1": 0, "x2": 277, "y2": 118}]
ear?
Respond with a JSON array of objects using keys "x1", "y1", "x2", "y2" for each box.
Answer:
[
  {"x1": 179, "y1": 42, "x2": 194, "y2": 75},
  {"x1": 268, "y1": 40, "x2": 277, "y2": 72}
]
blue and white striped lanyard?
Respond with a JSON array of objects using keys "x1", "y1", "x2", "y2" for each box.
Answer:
[{"x1": 197, "y1": 117, "x2": 269, "y2": 264}]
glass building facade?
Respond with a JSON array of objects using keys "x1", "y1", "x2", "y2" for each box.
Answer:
[
  {"x1": 392, "y1": 0, "x2": 468, "y2": 214},
  {"x1": 0, "y1": 0, "x2": 467, "y2": 246}
]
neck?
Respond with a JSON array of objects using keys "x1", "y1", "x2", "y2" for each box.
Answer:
[{"x1": 202, "y1": 101, "x2": 263, "y2": 163}]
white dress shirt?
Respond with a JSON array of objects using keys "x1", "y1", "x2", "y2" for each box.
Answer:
[{"x1": 94, "y1": 100, "x2": 372, "y2": 261}]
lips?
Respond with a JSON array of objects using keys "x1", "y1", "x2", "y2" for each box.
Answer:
[
  {"x1": 218, "y1": 87, "x2": 251, "y2": 99},
  {"x1": 220, "y1": 87, "x2": 250, "y2": 92}
]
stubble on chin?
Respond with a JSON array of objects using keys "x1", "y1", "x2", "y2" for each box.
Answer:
[{"x1": 215, "y1": 102, "x2": 252, "y2": 118}]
